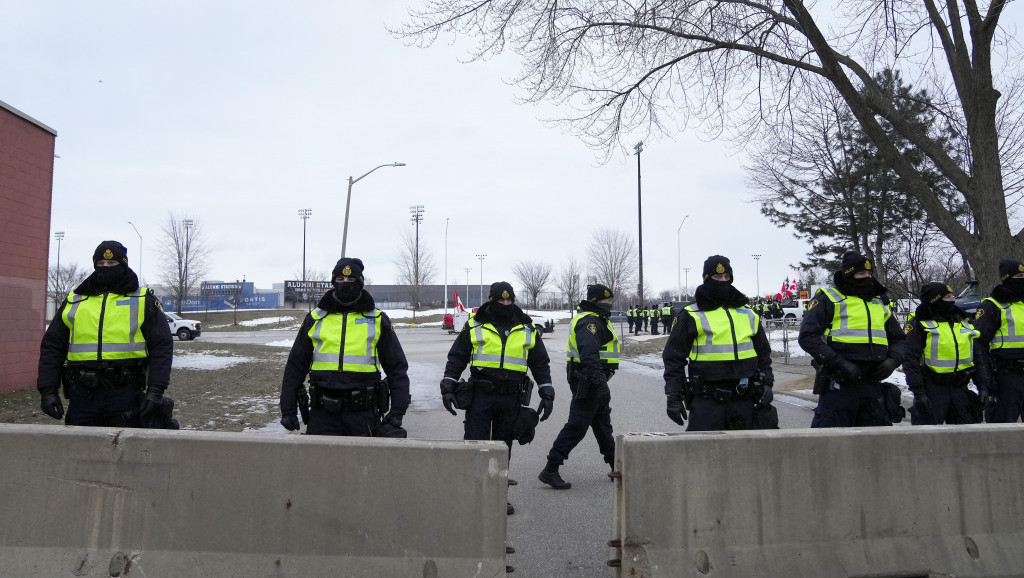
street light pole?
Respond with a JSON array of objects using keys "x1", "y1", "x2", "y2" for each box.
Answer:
[
  {"x1": 410, "y1": 205, "x2": 425, "y2": 316},
  {"x1": 444, "y1": 218, "x2": 450, "y2": 316},
  {"x1": 752, "y1": 254, "x2": 762, "y2": 298},
  {"x1": 464, "y1": 267, "x2": 472, "y2": 307},
  {"x1": 53, "y1": 231, "x2": 64, "y2": 315},
  {"x1": 676, "y1": 214, "x2": 689, "y2": 300},
  {"x1": 183, "y1": 219, "x2": 194, "y2": 309},
  {"x1": 127, "y1": 222, "x2": 142, "y2": 283},
  {"x1": 341, "y1": 162, "x2": 406, "y2": 257},
  {"x1": 683, "y1": 267, "x2": 691, "y2": 301},
  {"x1": 634, "y1": 141, "x2": 645, "y2": 305},
  {"x1": 298, "y1": 209, "x2": 312, "y2": 283},
  {"x1": 476, "y1": 254, "x2": 487, "y2": 306}
]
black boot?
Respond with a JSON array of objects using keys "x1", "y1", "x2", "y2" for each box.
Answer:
[
  {"x1": 506, "y1": 501, "x2": 515, "y2": 515},
  {"x1": 538, "y1": 462, "x2": 572, "y2": 489}
]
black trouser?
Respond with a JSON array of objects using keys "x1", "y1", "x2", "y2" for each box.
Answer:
[
  {"x1": 686, "y1": 396, "x2": 756, "y2": 431},
  {"x1": 306, "y1": 406, "x2": 378, "y2": 436},
  {"x1": 464, "y1": 389, "x2": 520, "y2": 449},
  {"x1": 546, "y1": 382, "x2": 614, "y2": 466},
  {"x1": 627, "y1": 319, "x2": 634, "y2": 332},
  {"x1": 811, "y1": 379, "x2": 889, "y2": 428},
  {"x1": 988, "y1": 367, "x2": 1024, "y2": 423},
  {"x1": 65, "y1": 384, "x2": 142, "y2": 427},
  {"x1": 910, "y1": 380, "x2": 977, "y2": 425},
  {"x1": 661, "y1": 316, "x2": 672, "y2": 332}
]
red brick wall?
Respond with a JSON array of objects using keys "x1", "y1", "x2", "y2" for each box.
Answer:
[{"x1": 0, "y1": 104, "x2": 55, "y2": 392}]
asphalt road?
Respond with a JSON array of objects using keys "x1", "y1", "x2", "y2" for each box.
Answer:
[{"x1": 203, "y1": 326, "x2": 817, "y2": 577}]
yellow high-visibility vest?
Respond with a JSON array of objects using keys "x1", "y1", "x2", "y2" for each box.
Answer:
[
  {"x1": 62, "y1": 288, "x2": 149, "y2": 362},
  {"x1": 308, "y1": 308, "x2": 382, "y2": 372},
  {"x1": 982, "y1": 298, "x2": 1024, "y2": 351},
  {"x1": 919, "y1": 318, "x2": 979, "y2": 373},
  {"x1": 684, "y1": 304, "x2": 759, "y2": 362},
  {"x1": 467, "y1": 317, "x2": 536, "y2": 372},
  {"x1": 821, "y1": 287, "x2": 890, "y2": 346},
  {"x1": 566, "y1": 311, "x2": 620, "y2": 367}
]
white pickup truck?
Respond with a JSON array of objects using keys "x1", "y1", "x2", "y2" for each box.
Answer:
[
  {"x1": 778, "y1": 299, "x2": 810, "y2": 325},
  {"x1": 166, "y1": 312, "x2": 202, "y2": 341}
]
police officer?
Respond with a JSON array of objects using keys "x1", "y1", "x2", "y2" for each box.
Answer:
[
  {"x1": 903, "y1": 282, "x2": 982, "y2": 425},
  {"x1": 798, "y1": 251, "x2": 906, "y2": 427},
  {"x1": 37, "y1": 240, "x2": 173, "y2": 427},
  {"x1": 660, "y1": 302, "x2": 673, "y2": 335},
  {"x1": 973, "y1": 259, "x2": 1024, "y2": 423},
  {"x1": 280, "y1": 258, "x2": 410, "y2": 436},
  {"x1": 662, "y1": 256, "x2": 775, "y2": 431},
  {"x1": 626, "y1": 305, "x2": 635, "y2": 334},
  {"x1": 640, "y1": 305, "x2": 649, "y2": 333},
  {"x1": 441, "y1": 281, "x2": 554, "y2": 515},
  {"x1": 650, "y1": 304, "x2": 660, "y2": 335},
  {"x1": 539, "y1": 284, "x2": 619, "y2": 489}
]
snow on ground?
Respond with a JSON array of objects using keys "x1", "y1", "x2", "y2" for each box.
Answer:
[
  {"x1": 237, "y1": 316, "x2": 294, "y2": 327},
  {"x1": 173, "y1": 353, "x2": 256, "y2": 369},
  {"x1": 266, "y1": 340, "x2": 294, "y2": 347}
]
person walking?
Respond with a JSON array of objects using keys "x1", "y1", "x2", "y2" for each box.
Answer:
[
  {"x1": 440, "y1": 281, "x2": 554, "y2": 515},
  {"x1": 972, "y1": 259, "x2": 1024, "y2": 423},
  {"x1": 539, "y1": 284, "x2": 619, "y2": 489},
  {"x1": 662, "y1": 256, "x2": 775, "y2": 431},
  {"x1": 37, "y1": 240, "x2": 173, "y2": 427},
  {"x1": 279, "y1": 258, "x2": 410, "y2": 437},
  {"x1": 798, "y1": 251, "x2": 906, "y2": 427}
]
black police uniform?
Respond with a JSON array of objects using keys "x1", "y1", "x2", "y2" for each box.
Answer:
[
  {"x1": 662, "y1": 257, "x2": 775, "y2": 431},
  {"x1": 37, "y1": 242, "x2": 173, "y2": 427},
  {"x1": 902, "y1": 289, "x2": 980, "y2": 425},
  {"x1": 280, "y1": 259, "x2": 410, "y2": 437},
  {"x1": 797, "y1": 254, "x2": 906, "y2": 428},
  {"x1": 541, "y1": 297, "x2": 618, "y2": 487},
  {"x1": 972, "y1": 260, "x2": 1024, "y2": 423}
]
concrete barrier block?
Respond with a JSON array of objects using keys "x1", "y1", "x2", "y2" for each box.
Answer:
[
  {"x1": 0, "y1": 424, "x2": 510, "y2": 576},
  {"x1": 611, "y1": 425, "x2": 1024, "y2": 578}
]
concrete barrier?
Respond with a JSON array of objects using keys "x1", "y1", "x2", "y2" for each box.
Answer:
[
  {"x1": 0, "y1": 424, "x2": 510, "y2": 576},
  {"x1": 610, "y1": 425, "x2": 1024, "y2": 578}
]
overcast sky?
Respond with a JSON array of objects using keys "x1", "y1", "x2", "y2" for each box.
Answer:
[{"x1": 5, "y1": 1, "x2": 832, "y2": 302}]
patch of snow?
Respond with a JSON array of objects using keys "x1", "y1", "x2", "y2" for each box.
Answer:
[
  {"x1": 237, "y1": 316, "x2": 295, "y2": 327},
  {"x1": 173, "y1": 353, "x2": 255, "y2": 369},
  {"x1": 266, "y1": 340, "x2": 294, "y2": 347}
]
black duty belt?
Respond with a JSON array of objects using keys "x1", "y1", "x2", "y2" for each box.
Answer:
[
  {"x1": 312, "y1": 385, "x2": 376, "y2": 413},
  {"x1": 994, "y1": 358, "x2": 1024, "y2": 374},
  {"x1": 65, "y1": 366, "x2": 143, "y2": 390},
  {"x1": 471, "y1": 377, "x2": 523, "y2": 395},
  {"x1": 923, "y1": 368, "x2": 973, "y2": 387}
]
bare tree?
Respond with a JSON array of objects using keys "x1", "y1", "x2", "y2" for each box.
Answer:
[
  {"x1": 47, "y1": 262, "x2": 89, "y2": 313},
  {"x1": 555, "y1": 256, "x2": 585, "y2": 314},
  {"x1": 511, "y1": 260, "x2": 553, "y2": 308},
  {"x1": 400, "y1": 0, "x2": 1024, "y2": 292},
  {"x1": 587, "y1": 228, "x2": 637, "y2": 300},
  {"x1": 393, "y1": 228, "x2": 438, "y2": 314},
  {"x1": 157, "y1": 213, "x2": 211, "y2": 314}
]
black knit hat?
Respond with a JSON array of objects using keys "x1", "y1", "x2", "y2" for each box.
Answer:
[
  {"x1": 839, "y1": 251, "x2": 874, "y2": 278},
  {"x1": 999, "y1": 259, "x2": 1024, "y2": 282},
  {"x1": 331, "y1": 257, "x2": 365, "y2": 288},
  {"x1": 587, "y1": 284, "x2": 614, "y2": 301},
  {"x1": 92, "y1": 240, "x2": 128, "y2": 268},
  {"x1": 919, "y1": 282, "x2": 952, "y2": 305},
  {"x1": 702, "y1": 255, "x2": 733, "y2": 281},
  {"x1": 488, "y1": 281, "x2": 515, "y2": 301}
]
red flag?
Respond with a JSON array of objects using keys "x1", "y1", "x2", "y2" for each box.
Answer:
[
  {"x1": 787, "y1": 279, "x2": 798, "y2": 297},
  {"x1": 454, "y1": 291, "x2": 466, "y2": 312}
]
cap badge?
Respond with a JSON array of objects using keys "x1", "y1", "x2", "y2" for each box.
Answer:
[
  {"x1": 502, "y1": 290, "x2": 510, "y2": 299},
  {"x1": 102, "y1": 249, "x2": 113, "y2": 259},
  {"x1": 715, "y1": 264, "x2": 725, "y2": 274},
  {"x1": 603, "y1": 290, "x2": 611, "y2": 297},
  {"x1": 342, "y1": 265, "x2": 352, "y2": 276},
  {"x1": 864, "y1": 260, "x2": 872, "y2": 270}
]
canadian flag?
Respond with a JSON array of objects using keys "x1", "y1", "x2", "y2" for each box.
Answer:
[
  {"x1": 787, "y1": 279, "x2": 799, "y2": 297},
  {"x1": 454, "y1": 291, "x2": 466, "y2": 313}
]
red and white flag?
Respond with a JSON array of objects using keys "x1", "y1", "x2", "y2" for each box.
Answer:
[
  {"x1": 454, "y1": 291, "x2": 466, "y2": 312},
  {"x1": 787, "y1": 279, "x2": 799, "y2": 297}
]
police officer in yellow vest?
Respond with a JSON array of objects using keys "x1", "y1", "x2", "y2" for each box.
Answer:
[
  {"x1": 903, "y1": 282, "x2": 983, "y2": 425},
  {"x1": 663, "y1": 256, "x2": 775, "y2": 431},
  {"x1": 660, "y1": 302, "x2": 673, "y2": 335},
  {"x1": 626, "y1": 305, "x2": 635, "y2": 334},
  {"x1": 37, "y1": 240, "x2": 173, "y2": 427},
  {"x1": 539, "y1": 284, "x2": 619, "y2": 490},
  {"x1": 280, "y1": 258, "x2": 410, "y2": 436},
  {"x1": 972, "y1": 259, "x2": 1024, "y2": 423},
  {"x1": 441, "y1": 281, "x2": 553, "y2": 515},
  {"x1": 798, "y1": 251, "x2": 906, "y2": 427}
]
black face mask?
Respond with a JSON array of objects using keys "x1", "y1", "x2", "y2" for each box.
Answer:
[
  {"x1": 930, "y1": 299, "x2": 955, "y2": 318},
  {"x1": 93, "y1": 266, "x2": 126, "y2": 290},
  {"x1": 333, "y1": 283, "x2": 361, "y2": 303},
  {"x1": 703, "y1": 279, "x2": 732, "y2": 304},
  {"x1": 490, "y1": 302, "x2": 516, "y2": 323},
  {"x1": 593, "y1": 301, "x2": 613, "y2": 314},
  {"x1": 843, "y1": 277, "x2": 877, "y2": 299}
]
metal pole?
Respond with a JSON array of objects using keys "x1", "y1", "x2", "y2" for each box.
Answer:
[
  {"x1": 444, "y1": 218, "x2": 449, "y2": 315},
  {"x1": 683, "y1": 268, "x2": 690, "y2": 301},
  {"x1": 53, "y1": 231, "x2": 64, "y2": 316},
  {"x1": 464, "y1": 267, "x2": 472, "y2": 307},
  {"x1": 341, "y1": 162, "x2": 406, "y2": 258},
  {"x1": 476, "y1": 254, "x2": 487, "y2": 306},
  {"x1": 128, "y1": 221, "x2": 142, "y2": 282},
  {"x1": 752, "y1": 254, "x2": 762, "y2": 298},
  {"x1": 183, "y1": 219, "x2": 194, "y2": 307},
  {"x1": 410, "y1": 205, "x2": 425, "y2": 313},
  {"x1": 676, "y1": 215, "x2": 688, "y2": 300},
  {"x1": 634, "y1": 141, "x2": 644, "y2": 305}
]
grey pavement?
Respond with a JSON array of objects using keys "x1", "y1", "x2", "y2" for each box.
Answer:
[{"x1": 203, "y1": 325, "x2": 820, "y2": 577}]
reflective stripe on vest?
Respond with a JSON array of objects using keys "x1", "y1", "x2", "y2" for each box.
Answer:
[
  {"x1": 566, "y1": 312, "x2": 620, "y2": 366},
  {"x1": 308, "y1": 308, "x2": 382, "y2": 372},
  {"x1": 684, "y1": 305, "x2": 758, "y2": 362},
  {"x1": 982, "y1": 298, "x2": 1024, "y2": 350},
  {"x1": 467, "y1": 317, "x2": 535, "y2": 372},
  {"x1": 920, "y1": 319, "x2": 979, "y2": 373},
  {"x1": 821, "y1": 287, "x2": 890, "y2": 345},
  {"x1": 62, "y1": 288, "x2": 148, "y2": 361},
  {"x1": 661, "y1": 306, "x2": 671, "y2": 315}
]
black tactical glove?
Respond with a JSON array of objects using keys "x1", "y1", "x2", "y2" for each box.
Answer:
[
  {"x1": 280, "y1": 414, "x2": 300, "y2": 431},
  {"x1": 977, "y1": 385, "x2": 989, "y2": 407},
  {"x1": 868, "y1": 357, "x2": 900, "y2": 381},
  {"x1": 297, "y1": 388, "x2": 311, "y2": 425},
  {"x1": 830, "y1": 357, "x2": 861, "y2": 383},
  {"x1": 758, "y1": 386, "x2": 774, "y2": 406},
  {"x1": 140, "y1": 388, "x2": 164, "y2": 419},
  {"x1": 383, "y1": 411, "x2": 403, "y2": 428},
  {"x1": 666, "y1": 393, "x2": 687, "y2": 426},
  {"x1": 440, "y1": 377, "x2": 458, "y2": 416},
  {"x1": 40, "y1": 391, "x2": 64, "y2": 421},
  {"x1": 536, "y1": 385, "x2": 555, "y2": 422}
]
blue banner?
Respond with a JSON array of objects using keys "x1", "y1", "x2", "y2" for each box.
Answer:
[{"x1": 160, "y1": 293, "x2": 279, "y2": 312}]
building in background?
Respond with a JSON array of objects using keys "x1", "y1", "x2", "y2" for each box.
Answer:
[{"x1": 0, "y1": 99, "x2": 56, "y2": 392}]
